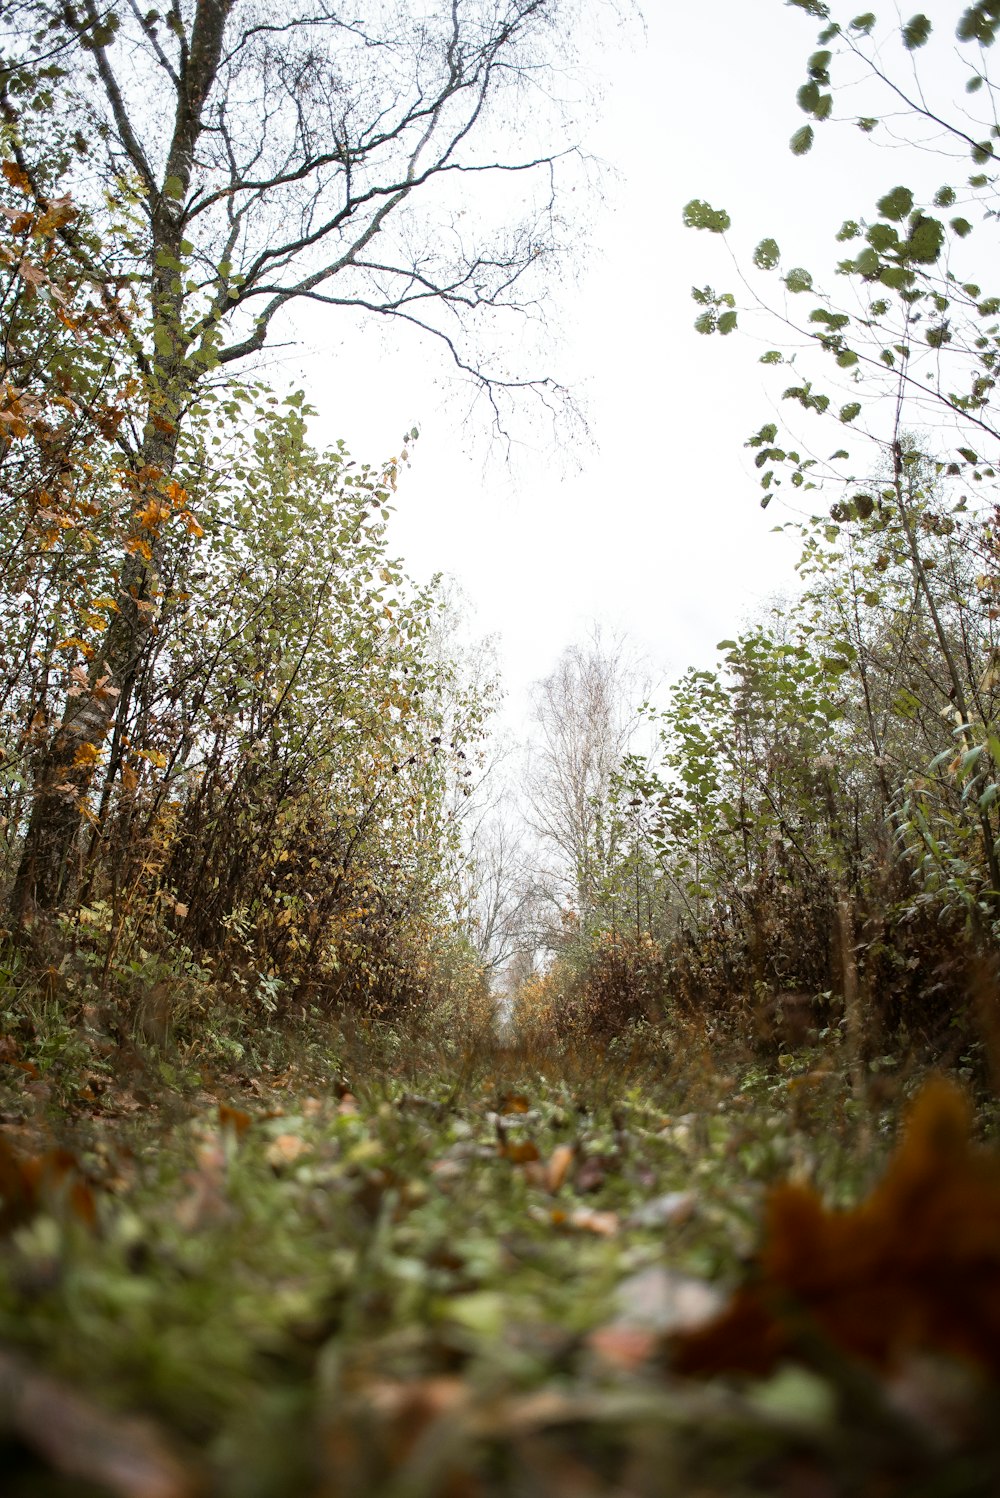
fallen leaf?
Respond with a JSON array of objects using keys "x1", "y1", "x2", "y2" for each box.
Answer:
[
  {"x1": 566, "y1": 1207, "x2": 619, "y2": 1237},
  {"x1": 615, "y1": 1266, "x2": 722, "y2": 1334},
  {"x1": 499, "y1": 1139, "x2": 540, "y2": 1165},
  {"x1": 0, "y1": 1135, "x2": 96, "y2": 1233},
  {"x1": 626, "y1": 1190, "x2": 697, "y2": 1229},
  {"x1": 545, "y1": 1143, "x2": 576, "y2": 1194},
  {"x1": 175, "y1": 1139, "x2": 229, "y2": 1231},
  {"x1": 586, "y1": 1323, "x2": 659, "y2": 1371},
  {"x1": 266, "y1": 1133, "x2": 308, "y2": 1168},
  {"x1": 218, "y1": 1104, "x2": 252, "y2": 1137},
  {"x1": 672, "y1": 1078, "x2": 1000, "y2": 1378},
  {"x1": 497, "y1": 1093, "x2": 531, "y2": 1115}
]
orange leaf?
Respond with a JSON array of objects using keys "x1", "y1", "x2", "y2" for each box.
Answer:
[
  {"x1": 218, "y1": 1104, "x2": 252, "y2": 1137},
  {"x1": 545, "y1": 1143, "x2": 576, "y2": 1193}
]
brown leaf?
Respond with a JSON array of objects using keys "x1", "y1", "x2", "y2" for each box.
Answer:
[
  {"x1": 672, "y1": 1078, "x2": 1000, "y2": 1378},
  {"x1": 499, "y1": 1139, "x2": 540, "y2": 1165},
  {"x1": 0, "y1": 1135, "x2": 96, "y2": 1234},
  {"x1": 497, "y1": 1092, "x2": 531, "y2": 1114}
]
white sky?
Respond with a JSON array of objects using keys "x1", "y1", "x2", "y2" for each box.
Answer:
[{"x1": 273, "y1": 0, "x2": 977, "y2": 726}]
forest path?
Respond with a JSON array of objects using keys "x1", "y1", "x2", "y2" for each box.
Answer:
[{"x1": 0, "y1": 1034, "x2": 998, "y2": 1496}]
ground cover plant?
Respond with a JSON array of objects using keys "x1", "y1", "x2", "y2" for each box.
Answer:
[{"x1": 2, "y1": 997, "x2": 1000, "y2": 1498}]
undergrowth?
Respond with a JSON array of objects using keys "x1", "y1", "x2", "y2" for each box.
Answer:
[{"x1": 2, "y1": 968, "x2": 999, "y2": 1497}]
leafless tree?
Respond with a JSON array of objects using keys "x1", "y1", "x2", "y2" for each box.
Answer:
[
  {"x1": 460, "y1": 794, "x2": 542, "y2": 975},
  {"x1": 524, "y1": 628, "x2": 644, "y2": 936}
]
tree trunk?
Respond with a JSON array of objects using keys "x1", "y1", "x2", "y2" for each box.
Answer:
[{"x1": 8, "y1": 415, "x2": 180, "y2": 925}]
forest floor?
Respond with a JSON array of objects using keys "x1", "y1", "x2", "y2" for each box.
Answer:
[{"x1": 1, "y1": 1016, "x2": 999, "y2": 1498}]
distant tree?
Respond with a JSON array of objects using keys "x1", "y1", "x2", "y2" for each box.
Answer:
[{"x1": 524, "y1": 630, "x2": 642, "y2": 936}]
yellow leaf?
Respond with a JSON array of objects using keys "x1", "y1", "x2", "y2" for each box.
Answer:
[{"x1": 1, "y1": 159, "x2": 32, "y2": 194}]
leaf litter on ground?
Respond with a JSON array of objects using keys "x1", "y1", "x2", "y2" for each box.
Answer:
[{"x1": 1, "y1": 1033, "x2": 1000, "y2": 1496}]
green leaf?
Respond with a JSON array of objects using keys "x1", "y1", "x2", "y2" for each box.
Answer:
[
  {"x1": 785, "y1": 267, "x2": 813, "y2": 293},
  {"x1": 857, "y1": 117, "x2": 879, "y2": 133},
  {"x1": 840, "y1": 401, "x2": 862, "y2": 422},
  {"x1": 797, "y1": 80, "x2": 821, "y2": 113},
  {"x1": 753, "y1": 238, "x2": 781, "y2": 269},
  {"x1": 958, "y1": 4, "x2": 1000, "y2": 45},
  {"x1": 810, "y1": 309, "x2": 850, "y2": 328},
  {"x1": 683, "y1": 199, "x2": 731, "y2": 233},
  {"x1": 851, "y1": 12, "x2": 876, "y2": 32},
  {"x1": 162, "y1": 174, "x2": 184, "y2": 200},
  {"x1": 876, "y1": 185, "x2": 914, "y2": 221},
  {"x1": 836, "y1": 220, "x2": 861, "y2": 241},
  {"x1": 718, "y1": 310, "x2": 738, "y2": 334},
  {"x1": 868, "y1": 222, "x2": 899, "y2": 251},
  {"x1": 760, "y1": 350, "x2": 783, "y2": 364},
  {"x1": 694, "y1": 310, "x2": 716, "y2": 334},
  {"x1": 967, "y1": 73, "x2": 985, "y2": 92},
  {"x1": 790, "y1": 125, "x2": 815, "y2": 155},
  {"x1": 958, "y1": 446, "x2": 979, "y2": 462},
  {"x1": 973, "y1": 141, "x2": 994, "y2": 164},
  {"x1": 951, "y1": 216, "x2": 973, "y2": 237},
  {"x1": 901, "y1": 14, "x2": 931, "y2": 48},
  {"x1": 837, "y1": 349, "x2": 859, "y2": 367},
  {"x1": 904, "y1": 214, "x2": 944, "y2": 262},
  {"x1": 934, "y1": 186, "x2": 957, "y2": 206},
  {"x1": 879, "y1": 264, "x2": 913, "y2": 289}
]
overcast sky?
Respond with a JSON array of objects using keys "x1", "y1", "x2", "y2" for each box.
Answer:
[{"x1": 272, "y1": 0, "x2": 974, "y2": 727}]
